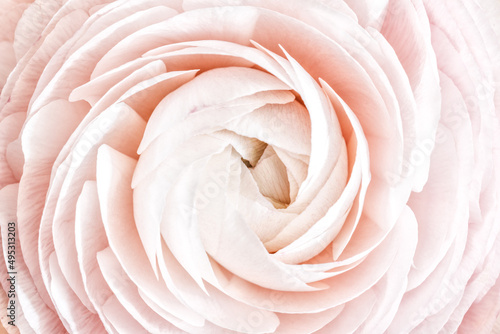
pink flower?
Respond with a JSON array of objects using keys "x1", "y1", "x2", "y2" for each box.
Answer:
[{"x1": 0, "y1": 0, "x2": 499, "y2": 333}]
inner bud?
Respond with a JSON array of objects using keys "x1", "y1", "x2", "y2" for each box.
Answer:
[
  {"x1": 249, "y1": 145, "x2": 291, "y2": 209},
  {"x1": 211, "y1": 129, "x2": 295, "y2": 209}
]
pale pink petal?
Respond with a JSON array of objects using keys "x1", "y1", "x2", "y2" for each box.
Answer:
[
  {"x1": 380, "y1": 0, "x2": 442, "y2": 191},
  {"x1": 53, "y1": 59, "x2": 171, "y2": 177},
  {"x1": 40, "y1": 102, "x2": 144, "y2": 320},
  {"x1": 0, "y1": 183, "x2": 63, "y2": 333},
  {"x1": 6, "y1": 138, "x2": 24, "y2": 181},
  {"x1": 0, "y1": 0, "x2": 31, "y2": 44},
  {"x1": 224, "y1": 100, "x2": 311, "y2": 157},
  {"x1": 273, "y1": 147, "x2": 308, "y2": 203},
  {"x1": 477, "y1": 0, "x2": 500, "y2": 39},
  {"x1": 144, "y1": 40, "x2": 294, "y2": 86},
  {"x1": 96, "y1": 247, "x2": 195, "y2": 333},
  {"x1": 0, "y1": 112, "x2": 24, "y2": 188},
  {"x1": 138, "y1": 66, "x2": 291, "y2": 154},
  {"x1": 156, "y1": 242, "x2": 280, "y2": 333},
  {"x1": 196, "y1": 148, "x2": 322, "y2": 291},
  {"x1": 210, "y1": 130, "x2": 268, "y2": 168},
  {"x1": 182, "y1": 0, "x2": 357, "y2": 22},
  {"x1": 21, "y1": 99, "x2": 87, "y2": 162},
  {"x1": 101, "y1": 295, "x2": 148, "y2": 334},
  {"x1": 74, "y1": 181, "x2": 115, "y2": 333},
  {"x1": 343, "y1": 0, "x2": 388, "y2": 29},
  {"x1": 263, "y1": 142, "x2": 348, "y2": 253},
  {"x1": 13, "y1": 0, "x2": 65, "y2": 61},
  {"x1": 91, "y1": 6, "x2": 263, "y2": 76},
  {"x1": 28, "y1": 4, "x2": 178, "y2": 115},
  {"x1": 1, "y1": 7, "x2": 90, "y2": 121},
  {"x1": 406, "y1": 72, "x2": 473, "y2": 290},
  {"x1": 211, "y1": 206, "x2": 412, "y2": 314},
  {"x1": 358, "y1": 207, "x2": 418, "y2": 333},
  {"x1": 0, "y1": 41, "x2": 16, "y2": 91},
  {"x1": 231, "y1": 161, "x2": 298, "y2": 245},
  {"x1": 318, "y1": 290, "x2": 377, "y2": 333},
  {"x1": 95, "y1": 144, "x2": 205, "y2": 326},
  {"x1": 17, "y1": 99, "x2": 88, "y2": 312},
  {"x1": 274, "y1": 305, "x2": 344, "y2": 334},
  {"x1": 133, "y1": 135, "x2": 228, "y2": 283},
  {"x1": 158, "y1": 147, "x2": 225, "y2": 292},
  {"x1": 455, "y1": 239, "x2": 500, "y2": 333},
  {"x1": 136, "y1": 43, "x2": 257, "y2": 76},
  {"x1": 48, "y1": 253, "x2": 106, "y2": 333}
]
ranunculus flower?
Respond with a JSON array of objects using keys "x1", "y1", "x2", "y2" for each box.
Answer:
[{"x1": 0, "y1": 0, "x2": 499, "y2": 333}]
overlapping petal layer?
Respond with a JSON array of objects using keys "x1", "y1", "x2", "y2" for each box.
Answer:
[{"x1": 0, "y1": 0, "x2": 498, "y2": 333}]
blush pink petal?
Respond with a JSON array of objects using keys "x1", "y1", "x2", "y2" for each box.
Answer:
[
  {"x1": 157, "y1": 243, "x2": 280, "y2": 333},
  {"x1": 0, "y1": 41, "x2": 16, "y2": 91},
  {"x1": 1, "y1": 7, "x2": 89, "y2": 122},
  {"x1": 91, "y1": 6, "x2": 263, "y2": 76},
  {"x1": 96, "y1": 248, "x2": 196, "y2": 333},
  {"x1": 380, "y1": 0, "x2": 442, "y2": 191},
  {"x1": 6, "y1": 137, "x2": 24, "y2": 182},
  {"x1": 210, "y1": 130, "x2": 268, "y2": 168},
  {"x1": 48, "y1": 253, "x2": 106, "y2": 333},
  {"x1": 74, "y1": 181, "x2": 115, "y2": 333},
  {"x1": 97, "y1": 145, "x2": 282, "y2": 333},
  {"x1": 134, "y1": 67, "x2": 295, "y2": 187},
  {"x1": 27, "y1": 4, "x2": 178, "y2": 117},
  {"x1": 263, "y1": 142, "x2": 348, "y2": 253},
  {"x1": 448, "y1": 235, "x2": 500, "y2": 332},
  {"x1": 13, "y1": 0, "x2": 66, "y2": 61},
  {"x1": 272, "y1": 147, "x2": 308, "y2": 203},
  {"x1": 52, "y1": 59, "x2": 180, "y2": 190},
  {"x1": 144, "y1": 40, "x2": 295, "y2": 85},
  {"x1": 134, "y1": 135, "x2": 228, "y2": 284},
  {"x1": 95, "y1": 144, "x2": 205, "y2": 326},
  {"x1": 342, "y1": 0, "x2": 388, "y2": 29},
  {"x1": 229, "y1": 161, "x2": 298, "y2": 245},
  {"x1": 406, "y1": 73, "x2": 473, "y2": 291},
  {"x1": 22, "y1": 0, "x2": 179, "y2": 112},
  {"x1": 182, "y1": 0, "x2": 357, "y2": 22},
  {"x1": 209, "y1": 209, "x2": 412, "y2": 314},
  {"x1": 274, "y1": 305, "x2": 344, "y2": 334},
  {"x1": 100, "y1": 295, "x2": 149, "y2": 334},
  {"x1": 17, "y1": 99, "x2": 88, "y2": 315},
  {"x1": 0, "y1": 112, "x2": 24, "y2": 188},
  {"x1": 459, "y1": 265, "x2": 500, "y2": 333},
  {"x1": 38, "y1": 102, "x2": 144, "y2": 322},
  {"x1": 196, "y1": 148, "x2": 323, "y2": 292},
  {"x1": 68, "y1": 61, "x2": 181, "y2": 108},
  {"x1": 103, "y1": 70, "x2": 198, "y2": 121},
  {"x1": 0, "y1": 0, "x2": 32, "y2": 90},
  {"x1": 319, "y1": 83, "x2": 371, "y2": 261},
  {"x1": 272, "y1": 97, "x2": 366, "y2": 263},
  {"x1": 223, "y1": 101, "x2": 311, "y2": 157},
  {"x1": 157, "y1": 145, "x2": 227, "y2": 292},
  {"x1": 318, "y1": 290, "x2": 377, "y2": 333},
  {"x1": 138, "y1": 67, "x2": 291, "y2": 154},
  {"x1": 0, "y1": 184, "x2": 65, "y2": 333},
  {"x1": 0, "y1": 0, "x2": 31, "y2": 43},
  {"x1": 357, "y1": 207, "x2": 418, "y2": 333},
  {"x1": 0, "y1": 0, "x2": 497, "y2": 332}
]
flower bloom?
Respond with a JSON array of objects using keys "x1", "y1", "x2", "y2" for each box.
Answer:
[{"x1": 0, "y1": 0, "x2": 499, "y2": 333}]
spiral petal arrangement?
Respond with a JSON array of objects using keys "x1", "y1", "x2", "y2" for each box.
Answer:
[{"x1": 0, "y1": 0, "x2": 499, "y2": 333}]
